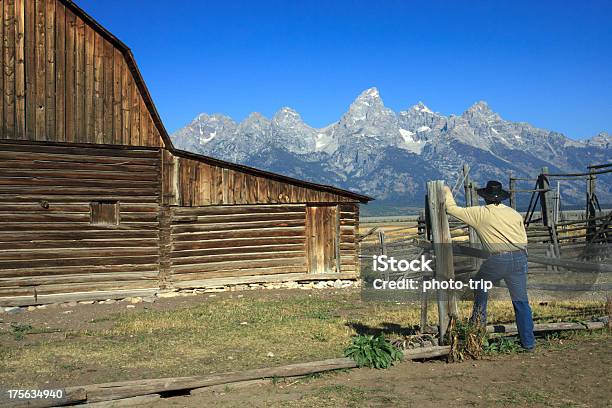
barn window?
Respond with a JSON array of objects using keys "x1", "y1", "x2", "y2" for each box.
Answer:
[{"x1": 90, "y1": 201, "x2": 120, "y2": 225}]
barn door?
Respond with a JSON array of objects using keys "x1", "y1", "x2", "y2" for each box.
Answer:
[{"x1": 306, "y1": 205, "x2": 340, "y2": 274}]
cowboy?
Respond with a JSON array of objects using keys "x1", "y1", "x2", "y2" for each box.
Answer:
[{"x1": 443, "y1": 181, "x2": 535, "y2": 352}]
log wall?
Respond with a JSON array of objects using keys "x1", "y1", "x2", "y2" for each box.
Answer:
[
  {"x1": 166, "y1": 203, "x2": 360, "y2": 286},
  {"x1": 167, "y1": 205, "x2": 308, "y2": 284},
  {"x1": 0, "y1": 0, "x2": 164, "y2": 147},
  {"x1": 0, "y1": 141, "x2": 161, "y2": 304},
  {"x1": 162, "y1": 151, "x2": 358, "y2": 206},
  {"x1": 339, "y1": 203, "x2": 359, "y2": 275}
]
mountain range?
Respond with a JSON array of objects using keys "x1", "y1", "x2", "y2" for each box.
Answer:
[{"x1": 171, "y1": 88, "x2": 611, "y2": 215}]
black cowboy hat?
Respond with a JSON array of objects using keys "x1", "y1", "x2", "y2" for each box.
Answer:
[{"x1": 477, "y1": 180, "x2": 510, "y2": 202}]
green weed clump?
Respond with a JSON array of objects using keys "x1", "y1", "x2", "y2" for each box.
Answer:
[
  {"x1": 482, "y1": 336, "x2": 523, "y2": 354},
  {"x1": 344, "y1": 334, "x2": 403, "y2": 369},
  {"x1": 10, "y1": 323, "x2": 33, "y2": 341}
]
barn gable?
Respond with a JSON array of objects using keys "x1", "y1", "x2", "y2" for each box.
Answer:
[{"x1": 0, "y1": 0, "x2": 167, "y2": 147}]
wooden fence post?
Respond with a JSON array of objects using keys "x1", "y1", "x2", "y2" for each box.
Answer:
[
  {"x1": 418, "y1": 209, "x2": 426, "y2": 237},
  {"x1": 426, "y1": 180, "x2": 457, "y2": 344},
  {"x1": 418, "y1": 208, "x2": 429, "y2": 331},
  {"x1": 586, "y1": 167, "x2": 597, "y2": 242},
  {"x1": 509, "y1": 171, "x2": 516, "y2": 210},
  {"x1": 540, "y1": 167, "x2": 561, "y2": 259},
  {"x1": 606, "y1": 296, "x2": 612, "y2": 330},
  {"x1": 378, "y1": 231, "x2": 387, "y2": 280},
  {"x1": 378, "y1": 230, "x2": 386, "y2": 256},
  {"x1": 469, "y1": 181, "x2": 479, "y2": 208},
  {"x1": 463, "y1": 165, "x2": 482, "y2": 270},
  {"x1": 463, "y1": 164, "x2": 472, "y2": 206}
]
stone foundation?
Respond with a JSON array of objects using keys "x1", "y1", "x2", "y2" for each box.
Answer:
[{"x1": 1, "y1": 279, "x2": 361, "y2": 313}]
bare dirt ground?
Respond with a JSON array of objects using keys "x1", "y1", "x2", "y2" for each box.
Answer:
[{"x1": 151, "y1": 332, "x2": 611, "y2": 408}]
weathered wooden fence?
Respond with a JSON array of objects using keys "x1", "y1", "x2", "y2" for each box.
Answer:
[{"x1": 360, "y1": 162, "x2": 611, "y2": 342}]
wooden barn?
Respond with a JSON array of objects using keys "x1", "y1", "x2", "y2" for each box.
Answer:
[{"x1": 0, "y1": 0, "x2": 371, "y2": 306}]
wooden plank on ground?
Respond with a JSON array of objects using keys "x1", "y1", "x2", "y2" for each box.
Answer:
[{"x1": 62, "y1": 347, "x2": 451, "y2": 404}]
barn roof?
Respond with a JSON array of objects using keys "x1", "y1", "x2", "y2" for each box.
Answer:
[{"x1": 62, "y1": 0, "x2": 372, "y2": 203}]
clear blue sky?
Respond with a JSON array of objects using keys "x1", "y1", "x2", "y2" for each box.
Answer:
[{"x1": 78, "y1": 0, "x2": 611, "y2": 138}]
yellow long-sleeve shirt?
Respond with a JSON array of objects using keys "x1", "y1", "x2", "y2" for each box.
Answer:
[{"x1": 444, "y1": 188, "x2": 527, "y2": 254}]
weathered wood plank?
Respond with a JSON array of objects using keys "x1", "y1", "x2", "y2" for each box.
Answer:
[
  {"x1": 171, "y1": 262, "x2": 308, "y2": 278},
  {"x1": 130, "y1": 77, "x2": 140, "y2": 145},
  {"x1": 171, "y1": 219, "x2": 305, "y2": 234},
  {"x1": 0, "y1": 238, "x2": 159, "y2": 250},
  {"x1": 0, "y1": 263, "x2": 159, "y2": 278},
  {"x1": 34, "y1": 0, "x2": 45, "y2": 140},
  {"x1": 75, "y1": 14, "x2": 86, "y2": 138},
  {"x1": 83, "y1": 22, "x2": 95, "y2": 141},
  {"x1": 64, "y1": 6, "x2": 75, "y2": 142},
  {"x1": 54, "y1": 0, "x2": 65, "y2": 141},
  {"x1": 0, "y1": 184, "x2": 158, "y2": 195},
  {"x1": 102, "y1": 38, "x2": 113, "y2": 143},
  {"x1": 23, "y1": 1, "x2": 36, "y2": 140},
  {"x1": 171, "y1": 204, "x2": 305, "y2": 216},
  {"x1": 0, "y1": 176, "x2": 158, "y2": 189},
  {"x1": 0, "y1": 161, "x2": 158, "y2": 175},
  {"x1": 93, "y1": 30, "x2": 103, "y2": 143},
  {"x1": 60, "y1": 347, "x2": 448, "y2": 404},
  {"x1": 121, "y1": 59, "x2": 130, "y2": 144},
  {"x1": 44, "y1": 0, "x2": 55, "y2": 140},
  {"x1": 0, "y1": 0, "x2": 4, "y2": 138},
  {"x1": 0, "y1": 194, "x2": 159, "y2": 203},
  {"x1": 0, "y1": 150, "x2": 160, "y2": 165},
  {"x1": 0, "y1": 254, "x2": 159, "y2": 269},
  {"x1": 171, "y1": 244, "x2": 304, "y2": 258},
  {"x1": 14, "y1": 0, "x2": 25, "y2": 139},
  {"x1": 139, "y1": 96, "x2": 147, "y2": 146},
  {"x1": 172, "y1": 236, "x2": 305, "y2": 251},
  {"x1": 0, "y1": 167, "x2": 160, "y2": 181},
  {"x1": 171, "y1": 251, "x2": 305, "y2": 266},
  {"x1": 427, "y1": 180, "x2": 456, "y2": 344},
  {"x1": 0, "y1": 271, "x2": 159, "y2": 287},
  {"x1": 172, "y1": 227, "x2": 305, "y2": 242},
  {"x1": 172, "y1": 212, "x2": 305, "y2": 224},
  {"x1": 112, "y1": 47, "x2": 121, "y2": 144},
  {"x1": 3, "y1": 0, "x2": 16, "y2": 138},
  {"x1": 0, "y1": 246, "x2": 159, "y2": 261}
]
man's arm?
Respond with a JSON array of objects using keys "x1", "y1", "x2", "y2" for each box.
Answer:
[{"x1": 443, "y1": 185, "x2": 484, "y2": 228}]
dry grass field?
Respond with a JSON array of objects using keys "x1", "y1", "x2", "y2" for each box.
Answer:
[{"x1": 0, "y1": 288, "x2": 605, "y2": 389}]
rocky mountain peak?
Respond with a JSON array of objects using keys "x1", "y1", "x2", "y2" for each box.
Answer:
[
  {"x1": 338, "y1": 87, "x2": 399, "y2": 145},
  {"x1": 462, "y1": 101, "x2": 502, "y2": 125},
  {"x1": 238, "y1": 112, "x2": 271, "y2": 137},
  {"x1": 272, "y1": 107, "x2": 304, "y2": 127},
  {"x1": 411, "y1": 101, "x2": 434, "y2": 114},
  {"x1": 351, "y1": 87, "x2": 383, "y2": 107},
  {"x1": 464, "y1": 100, "x2": 498, "y2": 116},
  {"x1": 467, "y1": 100, "x2": 491, "y2": 112},
  {"x1": 587, "y1": 131, "x2": 611, "y2": 148},
  {"x1": 244, "y1": 111, "x2": 268, "y2": 122},
  {"x1": 362, "y1": 87, "x2": 380, "y2": 98}
]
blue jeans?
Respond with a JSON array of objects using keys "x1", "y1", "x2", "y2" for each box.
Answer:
[{"x1": 470, "y1": 251, "x2": 535, "y2": 349}]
